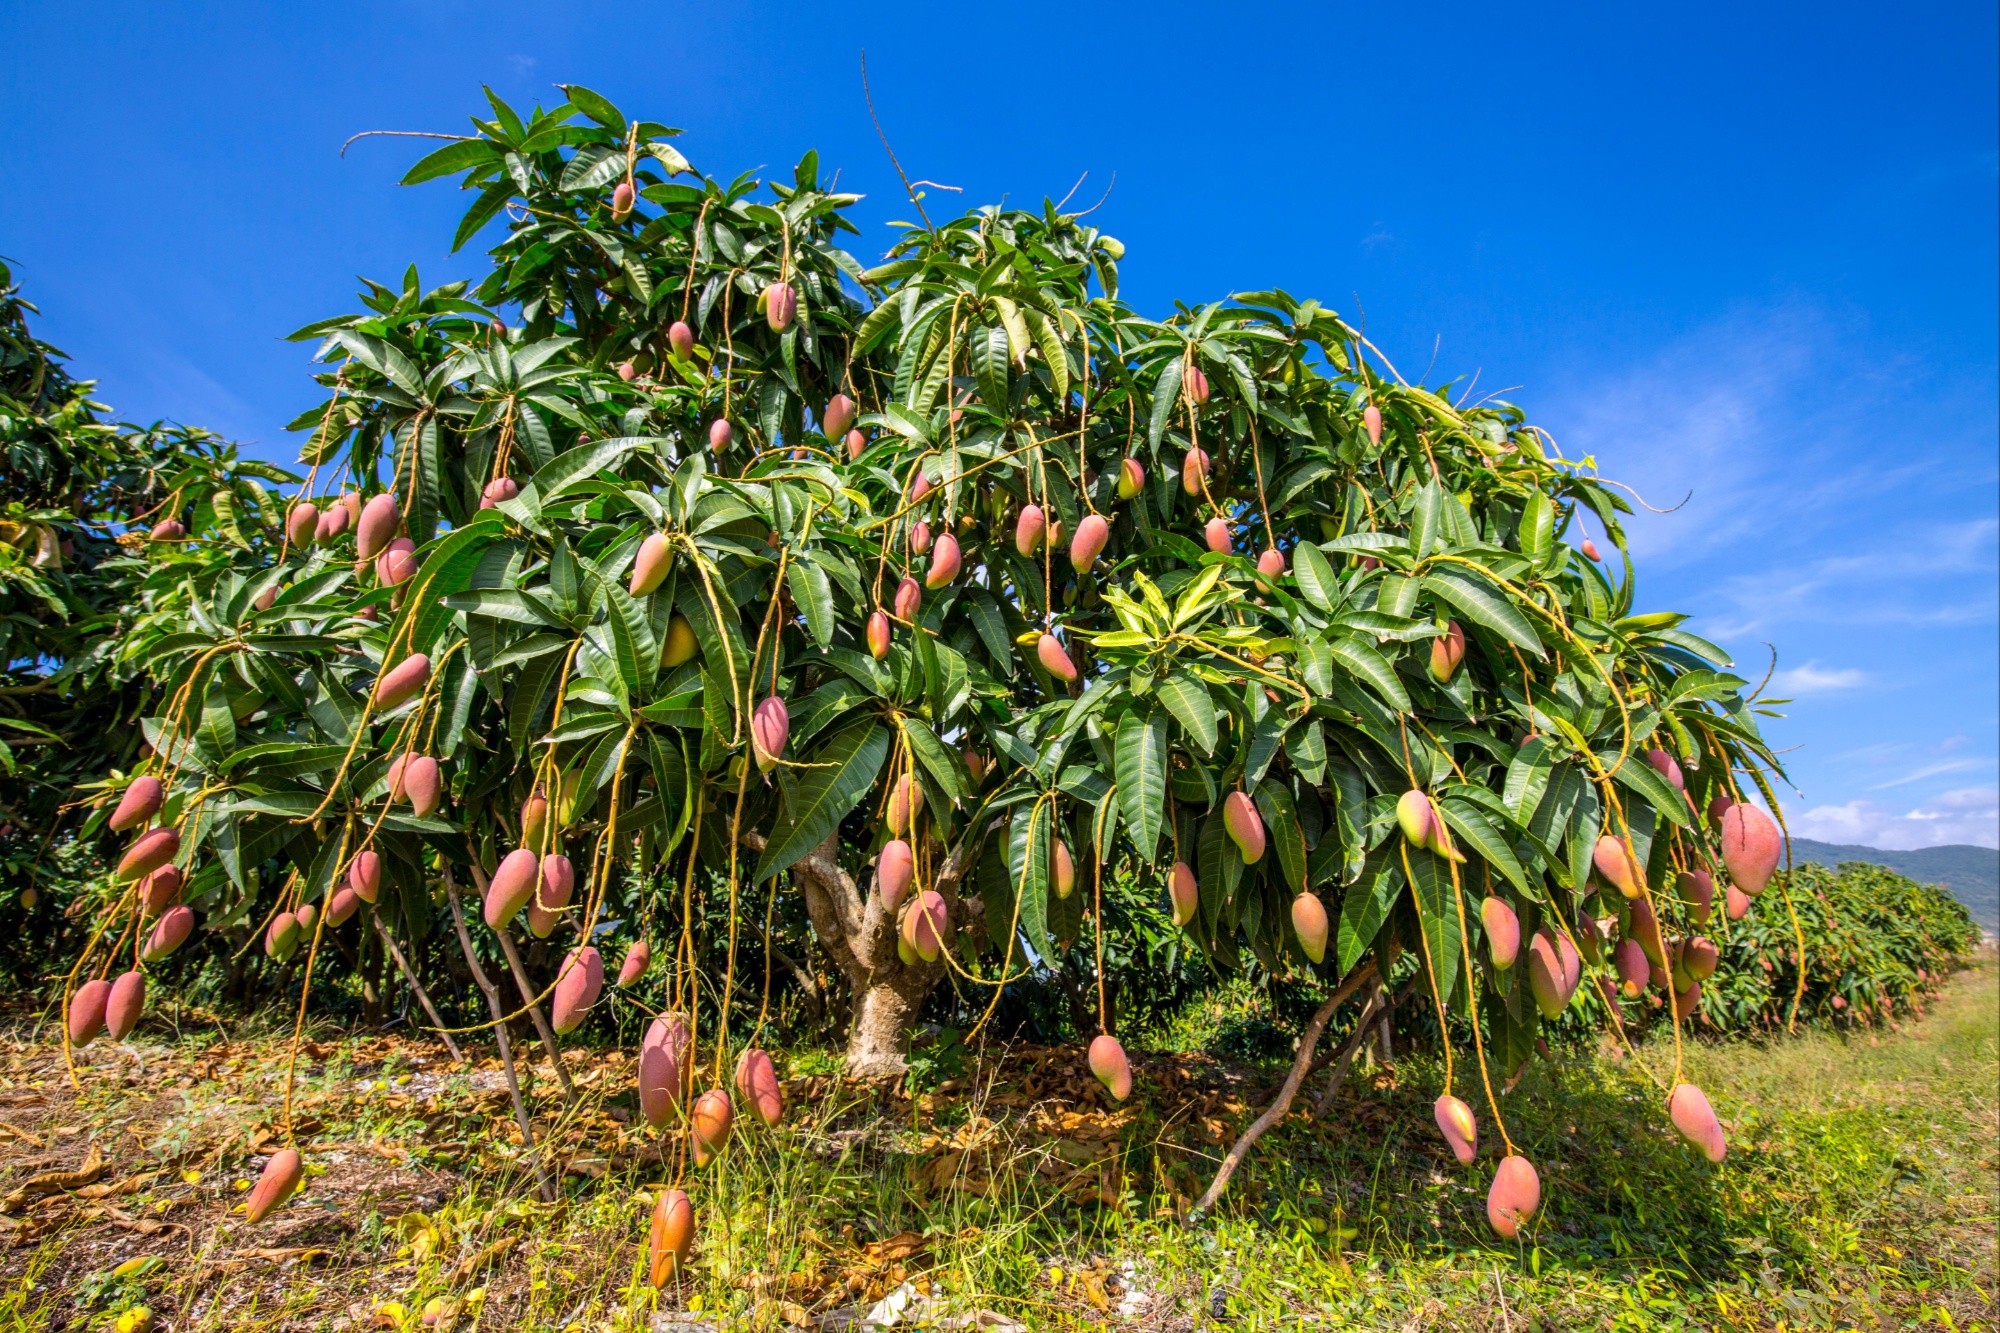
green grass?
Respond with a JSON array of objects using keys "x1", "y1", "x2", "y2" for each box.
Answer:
[{"x1": 5, "y1": 956, "x2": 1994, "y2": 1332}]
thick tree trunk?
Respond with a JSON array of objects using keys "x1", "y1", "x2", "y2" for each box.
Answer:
[
  {"x1": 748, "y1": 822, "x2": 990, "y2": 1080},
  {"x1": 845, "y1": 968, "x2": 934, "y2": 1079}
]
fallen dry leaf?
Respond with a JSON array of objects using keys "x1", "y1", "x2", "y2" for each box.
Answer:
[
  {"x1": 861, "y1": 1230, "x2": 927, "y2": 1264},
  {"x1": 2, "y1": 1143, "x2": 104, "y2": 1210},
  {"x1": 235, "y1": 1246, "x2": 331, "y2": 1264},
  {"x1": 77, "y1": 1170, "x2": 157, "y2": 1199},
  {"x1": 450, "y1": 1234, "x2": 515, "y2": 1284}
]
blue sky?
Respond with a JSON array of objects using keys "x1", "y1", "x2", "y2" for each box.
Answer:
[{"x1": 3, "y1": 1, "x2": 1994, "y2": 848}]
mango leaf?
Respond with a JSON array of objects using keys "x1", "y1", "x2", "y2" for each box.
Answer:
[
  {"x1": 1423, "y1": 566, "x2": 1543, "y2": 657},
  {"x1": 530, "y1": 436, "x2": 648, "y2": 498},
  {"x1": 400, "y1": 138, "x2": 500, "y2": 185},
  {"x1": 1329, "y1": 636, "x2": 1410, "y2": 711},
  {"x1": 1286, "y1": 718, "x2": 1327, "y2": 786},
  {"x1": 1253, "y1": 778, "x2": 1306, "y2": 893},
  {"x1": 787, "y1": 559, "x2": 834, "y2": 648},
  {"x1": 1006, "y1": 801, "x2": 1056, "y2": 963},
  {"x1": 1291, "y1": 541, "x2": 1339, "y2": 611},
  {"x1": 399, "y1": 521, "x2": 508, "y2": 659},
  {"x1": 1156, "y1": 672, "x2": 1216, "y2": 754},
  {"x1": 1114, "y1": 705, "x2": 1167, "y2": 864},
  {"x1": 1435, "y1": 796, "x2": 1531, "y2": 895},
  {"x1": 902, "y1": 718, "x2": 966, "y2": 806},
  {"x1": 592, "y1": 570, "x2": 655, "y2": 705},
  {"x1": 1503, "y1": 734, "x2": 1557, "y2": 823},
  {"x1": 1410, "y1": 481, "x2": 1444, "y2": 558},
  {"x1": 1601, "y1": 750, "x2": 1692, "y2": 827},
  {"x1": 1404, "y1": 845, "x2": 1463, "y2": 1011},
  {"x1": 1336, "y1": 845, "x2": 1402, "y2": 973},
  {"x1": 1147, "y1": 356, "x2": 1185, "y2": 450},
  {"x1": 753, "y1": 722, "x2": 890, "y2": 881},
  {"x1": 1196, "y1": 802, "x2": 1242, "y2": 944}
]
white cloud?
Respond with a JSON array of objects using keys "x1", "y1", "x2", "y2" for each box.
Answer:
[
  {"x1": 1767, "y1": 661, "x2": 1866, "y2": 695},
  {"x1": 1867, "y1": 758, "x2": 1985, "y2": 791},
  {"x1": 1787, "y1": 787, "x2": 1999, "y2": 850}
]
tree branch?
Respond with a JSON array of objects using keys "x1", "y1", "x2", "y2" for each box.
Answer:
[
  {"x1": 371, "y1": 914, "x2": 464, "y2": 1066},
  {"x1": 1313, "y1": 976, "x2": 1419, "y2": 1114},
  {"x1": 493, "y1": 926, "x2": 578, "y2": 1105},
  {"x1": 1192, "y1": 958, "x2": 1377, "y2": 1219},
  {"x1": 443, "y1": 869, "x2": 553, "y2": 1203}
]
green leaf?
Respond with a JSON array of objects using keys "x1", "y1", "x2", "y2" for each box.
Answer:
[
  {"x1": 965, "y1": 591, "x2": 1013, "y2": 669},
  {"x1": 592, "y1": 571, "x2": 654, "y2": 705},
  {"x1": 789, "y1": 680, "x2": 868, "y2": 748},
  {"x1": 1300, "y1": 637, "x2": 1334, "y2": 694},
  {"x1": 752, "y1": 722, "x2": 890, "y2": 881},
  {"x1": 1423, "y1": 566, "x2": 1544, "y2": 657},
  {"x1": 1156, "y1": 672, "x2": 1216, "y2": 754},
  {"x1": 452, "y1": 181, "x2": 514, "y2": 253},
  {"x1": 1518, "y1": 492, "x2": 1554, "y2": 561},
  {"x1": 1245, "y1": 707, "x2": 1287, "y2": 785},
  {"x1": 396, "y1": 521, "x2": 507, "y2": 659},
  {"x1": 1291, "y1": 541, "x2": 1338, "y2": 611},
  {"x1": 902, "y1": 718, "x2": 966, "y2": 807},
  {"x1": 971, "y1": 324, "x2": 1011, "y2": 413},
  {"x1": 1405, "y1": 845, "x2": 1462, "y2": 1011},
  {"x1": 787, "y1": 559, "x2": 834, "y2": 649},
  {"x1": 1197, "y1": 802, "x2": 1242, "y2": 943},
  {"x1": 1114, "y1": 706, "x2": 1167, "y2": 864},
  {"x1": 1435, "y1": 796, "x2": 1531, "y2": 895},
  {"x1": 1646, "y1": 627, "x2": 1732, "y2": 667},
  {"x1": 1410, "y1": 481, "x2": 1444, "y2": 558},
  {"x1": 1602, "y1": 750, "x2": 1693, "y2": 827},
  {"x1": 1328, "y1": 636, "x2": 1410, "y2": 711},
  {"x1": 506, "y1": 650, "x2": 563, "y2": 756},
  {"x1": 220, "y1": 743, "x2": 349, "y2": 780},
  {"x1": 400, "y1": 138, "x2": 498, "y2": 185},
  {"x1": 530, "y1": 436, "x2": 648, "y2": 498},
  {"x1": 1377, "y1": 573, "x2": 1421, "y2": 618},
  {"x1": 698, "y1": 665, "x2": 734, "y2": 772},
  {"x1": 1007, "y1": 801, "x2": 1056, "y2": 963},
  {"x1": 1503, "y1": 735, "x2": 1557, "y2": 823},
  {"x1": 443, "y1": 588, "x2": 565, "y2": 627},
  {"x1": 1147, "y1": 356, "x2": 1185, "y2": 451},
  {"x1": 1336, "y1": 845, "x2": 1401, "y2": 973},
  {"x1": 1286, "y1": 719, "x2": 1327, "y2": 786},
  {"x1": 196, "y1": 683, "x2": 235, "y2": 761},
  {"x1": 558, "y1": 84, "x2": 627, "y2": 134},
  {"x1": 1254, "y1": 779, "x2": 1306, "y2": 893}
]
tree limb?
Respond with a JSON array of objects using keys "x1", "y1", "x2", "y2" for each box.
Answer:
[
  {"x1": 1192, "y1": 958, "x2": 1377, "y2": 1219},
  {"x1": 370, "y1": 914, "x2": 464, "y2": 1066},
  {"x1": 442, "y1": 869, "x2": 553, "y2": 1203},
  {"x1": 493, "y1": 927, "x2": 578, "y2": 1105},
  {"x1": 1313, "y1": 976, "x2": 1419, "y2": 1115}
]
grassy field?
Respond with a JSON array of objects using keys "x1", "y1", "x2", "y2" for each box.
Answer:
[{"x1": 0, "y1": 954, "x2": 1992, "y2": 1332}]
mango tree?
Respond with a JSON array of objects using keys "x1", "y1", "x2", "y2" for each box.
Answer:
[{"x1": 67, "y1": 87, "x2": 1801, "y2": 1235}]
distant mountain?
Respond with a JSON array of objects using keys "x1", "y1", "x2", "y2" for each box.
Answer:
[{"x1": 1788, "y1": 839, "x2": 1999, "y2": 932}]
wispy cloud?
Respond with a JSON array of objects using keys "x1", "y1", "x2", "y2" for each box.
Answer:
[
  {"x1": 1542, "y1": 299, "x2": 1997, "y2": 857},
  {"x1": 1768, "y1": 661, "x2": 1867, "y2": 695},
  {"x1": 1545, "y1": 301, "x2": 1997, "y2": 635},
  {"x1": 1868, "y1": 759, "x2": 1986, "y2": 791}
]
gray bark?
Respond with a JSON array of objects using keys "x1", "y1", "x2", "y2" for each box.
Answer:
[{"x1": 749, "y1": 823, "x2": 989, "y2": 1079}]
